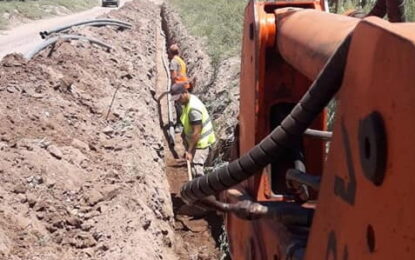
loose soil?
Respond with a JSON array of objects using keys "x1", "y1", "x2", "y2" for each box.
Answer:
[{"x1": 0, "y1": 0, "x2": 226, "y2": 259}]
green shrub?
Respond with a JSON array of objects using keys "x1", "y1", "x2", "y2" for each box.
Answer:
[{"x1": 170, "y1": 0, "x2": 246, "y2": 66}]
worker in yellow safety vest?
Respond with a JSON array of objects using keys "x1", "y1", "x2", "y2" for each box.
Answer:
[{"x1": 170, "y1": 83, "x2": 216, "y2": 178}]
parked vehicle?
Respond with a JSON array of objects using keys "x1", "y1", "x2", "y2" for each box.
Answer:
[{"x1": 102, "y1": 0, "x2": 119, "y2": 8}]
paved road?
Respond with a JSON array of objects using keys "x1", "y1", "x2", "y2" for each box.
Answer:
[{"x1": 0, "y1": 0, "x2": 132, "y2": 59}]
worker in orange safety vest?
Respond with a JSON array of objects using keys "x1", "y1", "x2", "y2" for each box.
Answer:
[
  {"x1": 168, "y1": 44, "x2": 192, "y2": 89},
  {"x1": 168, "y1": 44, "x2": 193, "y2": 132}
]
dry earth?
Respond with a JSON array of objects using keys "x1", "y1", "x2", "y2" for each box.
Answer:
[
  {"x1": 0, "y1": 1, "x2": 203, "y2": 259},
  {"x1": 0, "y1": 0, "x2": 241, "y2": 259}
]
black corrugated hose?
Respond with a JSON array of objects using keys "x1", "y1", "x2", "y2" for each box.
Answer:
[{"x1": 180, "y1": 35, "x2": 352, "y2": 204}]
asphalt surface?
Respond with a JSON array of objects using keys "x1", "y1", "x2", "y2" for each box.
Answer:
[{"x1": 0, "y1": 0, "x2": 131, "y2": 59}]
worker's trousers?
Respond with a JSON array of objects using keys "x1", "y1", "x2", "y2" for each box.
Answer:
[
  {"x1": 192, "y1": 147, "x2": 210, "y2": 178},
  {"x1": 174, "y1": 102, "x2": 183, "y2": 127}
]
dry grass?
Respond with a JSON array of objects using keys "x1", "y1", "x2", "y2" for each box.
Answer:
[
  {"x1": 0, "y1": 0, "x2": 99, "y2": 29},
  {"x1": 333, "y1": 0, "x2": 415, "y2": 21},
  {"x1": 170, "y1": 0, "x2": 246, "y2": 66}
]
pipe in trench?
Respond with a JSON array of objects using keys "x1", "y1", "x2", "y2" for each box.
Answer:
[{"x1": 159, "y1": 31, "x2": 176, "y2": 145}]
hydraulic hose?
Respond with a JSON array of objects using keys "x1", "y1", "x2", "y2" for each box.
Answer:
[
  {"x1": 25, "y1": 34, "x2": 112, "y2": 60},
  {"x1": 180, "y1": 35, "x2": 352, "y2": 204}
]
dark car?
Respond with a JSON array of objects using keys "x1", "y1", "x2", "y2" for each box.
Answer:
[{"x1": 102, "y1": 0, "x2": 119, "y2": 7}]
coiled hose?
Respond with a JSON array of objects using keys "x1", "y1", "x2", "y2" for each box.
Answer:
[{"x1": 180, "y1": 35, "x2": 352, "y2": 204}]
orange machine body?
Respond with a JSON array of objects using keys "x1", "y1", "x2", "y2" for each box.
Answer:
[
  {"x1": 305, "y1": 19, "x2": 415, "y2": 259},
  {"x1": 225, "y1": 1, "x2": 415, "y2": 259}
]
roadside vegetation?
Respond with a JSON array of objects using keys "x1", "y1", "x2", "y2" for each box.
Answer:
[
  {"x1": 333, "y1": 0, "x2": 415, "y2": 21},
  {"x1": 170, "y1": 0, "x2": 246, "y2": 66},
  {"x1": 170, "y1": 0, "x2": 415, "y2": 144},
  {"x1": 171, "y1": 0, "x2": 415, "y2": 66},
  {"x1": 0, "y1": 0, "x2": 99, "y2": 29}
]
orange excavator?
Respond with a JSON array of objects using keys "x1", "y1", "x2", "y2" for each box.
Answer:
[{"x1": 180, "y1": 0, "x2": 415, "y2": 259}]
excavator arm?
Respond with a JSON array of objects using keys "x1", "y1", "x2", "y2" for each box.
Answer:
[{"x1": 181, "y1": 1, "x2": 415, "y2": 259}]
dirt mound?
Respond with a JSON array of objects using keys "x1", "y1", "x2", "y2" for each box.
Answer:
[{"x1": 0, "y1": 1, "x2": 177, "y2": 259}]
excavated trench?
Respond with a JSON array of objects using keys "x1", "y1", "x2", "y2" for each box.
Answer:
[
  {"x1": 0, "y1": 0, "x2": 240, "y2": 259},
  {"x1": 157, "y1": 3, "x2": 231, "y2": 259},
  {"x1": 160, "y1": 3, "x2": 240, "y2": 163}
]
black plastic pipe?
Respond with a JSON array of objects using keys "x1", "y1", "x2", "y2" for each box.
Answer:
[
  {"x1": 159, "y1": 31, "x2": 175, "y2": 145},
  {"x1": 40, "y1": 19, "x2": 132, "y2": 39},
  {"x1": 180, "y1": 35, "x2": 352, "y2": 204},
  {"x1": 25, "y1": 34, "x2": 112, "y2": 60}
]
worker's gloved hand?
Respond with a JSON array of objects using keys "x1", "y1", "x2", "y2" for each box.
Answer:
[{"x1": 184, "y1": 151, "x2": 193, "y2": 161}]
